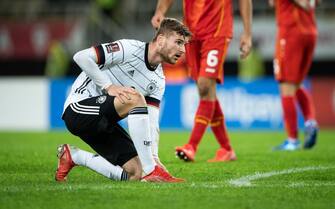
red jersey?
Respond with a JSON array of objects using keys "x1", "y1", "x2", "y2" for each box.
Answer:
[
  {"x1": 275, "y1": 0, "x2": 317, "y2": 35},
  {"x1": 183, "y1": 0, "x2": 233, "y2": 40}
]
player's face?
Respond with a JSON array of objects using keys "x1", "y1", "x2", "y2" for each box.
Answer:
[{"x1": 160, "y1": 32, "x2": 187, "y2": 64}]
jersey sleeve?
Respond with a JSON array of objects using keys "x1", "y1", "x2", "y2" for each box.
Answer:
[{"x1": 93, "y1": 40, "x2": 126, "y2": 67}]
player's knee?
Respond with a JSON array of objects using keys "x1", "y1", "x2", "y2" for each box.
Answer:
[
  {"x1": 198, "y1": 85, "x2": 210, "y2": 98},
  {"x1": 197, "y1": 82, "x2": 212, "y2": 98},
  {"x1": 126, "y1": 91, "x2": 146, "y2": 108},
  {"x1": 280, "y1": 82, "x2": 299, "y2": 96},
  {"x1": 197, "y1": 78, "x2": 216, "y2": 99}
]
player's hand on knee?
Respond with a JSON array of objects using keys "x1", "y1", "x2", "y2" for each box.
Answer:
[{"x1": 104, "y1": 84, "x2": 137, "y2": 104}]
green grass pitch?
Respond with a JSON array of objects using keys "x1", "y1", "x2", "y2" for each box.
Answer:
[{"x1": 1, "y1": 130, "x2": 335, "y2": 209}]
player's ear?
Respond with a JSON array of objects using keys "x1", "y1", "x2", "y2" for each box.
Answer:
[{"x1": 156, "y1": 34, "x2": 166, "y2": 48}]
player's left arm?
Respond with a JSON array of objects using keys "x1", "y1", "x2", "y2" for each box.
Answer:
[{"x1": 238, "y1": 0, "x2": 253, "y2": 59}]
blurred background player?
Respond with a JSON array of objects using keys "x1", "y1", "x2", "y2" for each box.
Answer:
[
  {"x1": 152, "y1": 0, "x2": 252, "y2": 162},
  {"x1": 270, "y1": 0, "x2": 320, "y2": 151},
  {"x1": 56, "y1": 18, "x2": 191, "y2": 182}
]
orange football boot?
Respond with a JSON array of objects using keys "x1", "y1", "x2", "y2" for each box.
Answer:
[
  {"x1": 207, "y1": 148, "x2": 237, "y2": 162},
  {"x1": 175, "y1": 144, "x2": 195, "y2": 162},
  {"x1": 141, "y1": 165, "x2": 185, "y2": 183}
]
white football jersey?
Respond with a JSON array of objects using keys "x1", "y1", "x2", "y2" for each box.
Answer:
[{"x1": 64, "y1": 39, "x2": 165, "y2": 112}]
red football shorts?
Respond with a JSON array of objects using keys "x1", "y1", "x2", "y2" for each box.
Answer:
[
  {"x1": 274, "y1": 26, "x2": 317, "y2": 84},
  {"x1": 185, "y1": 37, "x2": 230, "y2": 83}
]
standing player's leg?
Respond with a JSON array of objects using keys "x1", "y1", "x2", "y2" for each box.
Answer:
[
  {"x1": 295, "y1": 34, "x2": 318, "y2": 149},
  {"x1": 175, "y1": 39, "x2": 215, "y2": 162},
  {"x1": 176, "y1": 37, "x2": 233, "y2": 162},
  {"x1": 273, "y1": 28, "x2": 302, "y2": 151},
  {"x1": 207, "y1": 38, "x2": 236, "y2": 162},
  {"x1": 274, "y1": 82, "x2": 300, "y2": 151},
  {"x1": 207, "y1": 99, "x2": 237, "y2": 162}
]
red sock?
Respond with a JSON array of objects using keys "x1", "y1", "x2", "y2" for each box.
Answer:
[
  {"x1": 281, "y1": 96, "x2": 298, "y2": 139},
  {"x1": 188, "y1": 100, "x2": 215, "y2": 151},
  {"x1": 210, "y1": 100, "x2": 232, "y2": 151},
  {"x1": 296, "y1": 88, "x2": 316, "y2": 121}
]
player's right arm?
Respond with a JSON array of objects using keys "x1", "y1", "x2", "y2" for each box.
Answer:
[
  {"x1": 238, "y1": 0, "x2": 253, "y2": 59},
  {"x1": 73, "y1": 46, "x2": 136, "y2": 103},
  {"x1": 151, "y1": 0, "x2": 175, "y2": 29}
]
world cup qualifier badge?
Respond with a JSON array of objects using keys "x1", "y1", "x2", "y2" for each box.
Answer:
[{"x1": 96, "y1": 95, "x2": 107, "y2": 104}]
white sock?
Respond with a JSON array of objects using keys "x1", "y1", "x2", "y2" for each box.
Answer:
[
  {"x1": 128, "y1": 107, "x2": 156, "y2": 174},
  {"x1": 70, "y1": 147, "x2": 128, "y2": 181}
]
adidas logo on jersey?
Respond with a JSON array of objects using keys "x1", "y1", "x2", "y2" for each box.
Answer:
[{"x1": 127, "y1": 70, "x2": 135, "y2": 77}]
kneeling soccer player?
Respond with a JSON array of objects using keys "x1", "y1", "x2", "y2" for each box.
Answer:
[{"x1": 55, "y1": 18, "x2": 191, "y2": 182}]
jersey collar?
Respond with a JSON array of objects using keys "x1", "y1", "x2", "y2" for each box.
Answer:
[{"x1": 145, "y1": 43, "x2": 158, "y2": 71}]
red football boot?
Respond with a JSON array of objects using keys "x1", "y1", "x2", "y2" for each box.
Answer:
[
  {"x1": 207, "y1": 148, "x2": 237, "y2": 162},
  {"x1": 55, "y1": 144, "x2": 76, "y2": 181},
  {"x1": 175, "y1": 144, "x2": 195, "y2": 162},
  {"x1": 141, "y1": 166, "x2": 185, "y2": 183}
]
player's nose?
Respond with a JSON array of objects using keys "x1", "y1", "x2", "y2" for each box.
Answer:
[{"x1": 180, "y1": 45, "x2": 186, "y2": 53}]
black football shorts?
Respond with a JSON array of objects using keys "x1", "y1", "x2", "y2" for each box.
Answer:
[{"x1": 62, "y1": 95, "x2": 138, "y2": 166}]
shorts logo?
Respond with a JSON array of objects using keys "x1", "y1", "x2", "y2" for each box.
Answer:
[
  {"x1": 105, "y1": 43, "x2": 120, "y2": 53},
  {"x1": 96, "y1": 96, "x2": 107, "y2": 104}
]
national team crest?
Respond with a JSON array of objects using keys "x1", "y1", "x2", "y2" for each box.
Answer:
[
  {"x1": 96, "y1": 95, "x2": 107, "y2": 104},
  {"x1": 146, "y1": 81, "x2": 157, "y2": 94}
]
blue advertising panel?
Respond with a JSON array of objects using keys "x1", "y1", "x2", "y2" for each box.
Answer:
[
  {"x1": 49, "y1": 78, "x2": 74, "y2": 129},
  {"x1": 49, "y1": 77, "x2": 305, "y2": 130}
]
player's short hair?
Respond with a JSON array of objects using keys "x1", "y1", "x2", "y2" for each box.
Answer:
[{"x1": 153, "y1": 18, "x2": 192, "y2": 41}]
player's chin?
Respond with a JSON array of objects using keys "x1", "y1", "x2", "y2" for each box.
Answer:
[{"x1": 165, "y1": 58, "x2": 178, "y2": 64}]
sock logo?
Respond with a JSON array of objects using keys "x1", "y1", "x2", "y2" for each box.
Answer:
[{"x1": 144, "y1": 141, "x2": 152, "y2": 146}]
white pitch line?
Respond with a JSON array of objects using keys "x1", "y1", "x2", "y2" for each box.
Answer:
[{"x1": 228, "y1": 165, "x2": 335, "y2": 187}]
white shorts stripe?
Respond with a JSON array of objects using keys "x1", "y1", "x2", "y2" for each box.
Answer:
[
  {"x1": 72, "y1": 103, "x2": 100, "y2": 113},
  {"x1": 70, "y1": 104, "x2": 100, "y2": 115},
  {"x1": 75, "y1": 103, "x2": 100, "y2": 109}
]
